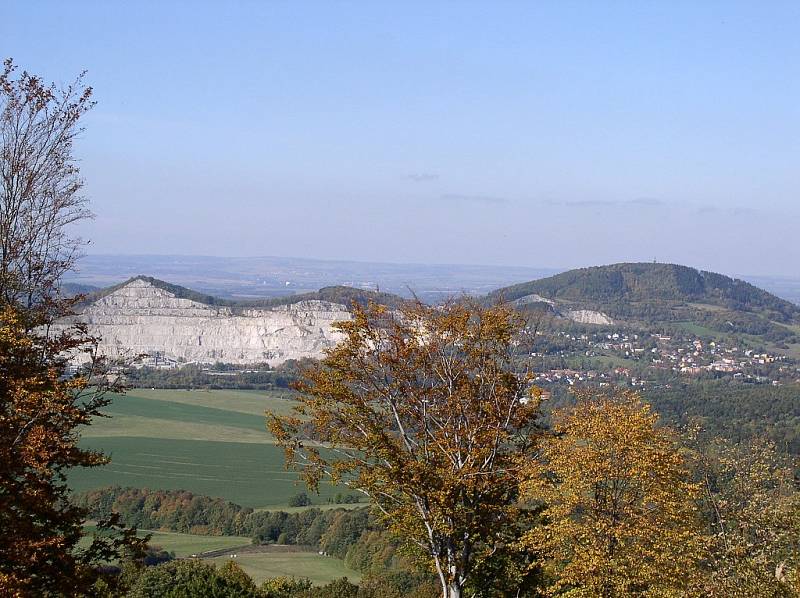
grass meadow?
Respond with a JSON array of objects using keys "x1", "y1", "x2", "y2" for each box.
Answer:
[
  {"x1": 80, "y1": 525, "x2": 250, "y2": 557},
  {"x1": 206, "y1": 552, "x2": 361, "y2": 586},
  {"x1": 70, "y1": 389, "x2": 343, "y2": 508},
  {"x1": 80, "y1": 525, "x2": 361, "y2": 585}
]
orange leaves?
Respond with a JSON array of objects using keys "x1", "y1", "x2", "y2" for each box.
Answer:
[
  {"x1": 268, "y1": 298, "x2": 542, "y2": 594},
  {"x1": 0, "y1": 304, "x2": 121, "y2": 593}
]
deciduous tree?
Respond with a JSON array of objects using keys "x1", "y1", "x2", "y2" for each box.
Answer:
[
  {"x1": 0, "y1": 305, "x2": 144, "y2": 595},
  {"x1": 126, "y1": 559, "x2": 256, "y2": 598},
  {"x1": 0, "y1": 59, "x2": 143, "y2": 595},
  {"x1": 693, "y1": 436, "x2": 799, "y2": 596},
  {"x1": 269, "y1": 300, "x2": 542, "y2": 598},
  {"x1": 0, "y1": 58, "x2": 93, "y2": 320},
  {"x1": 521, "y1": 390, "x2": 707, "y2": 597}
]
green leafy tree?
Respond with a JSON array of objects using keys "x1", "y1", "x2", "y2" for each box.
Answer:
[
  {"x1": 218, "y1": 560, "x2": 258, "y2": 593},
  {"x1": 304, "y1": 577, "x2": 359, "y2": 598},
  {"x1": 260, "y1": 576, "x2": 312, "y2": 598},
  {"x1": 288, "y1": 492, "x2": 312, "y2": 507},
  {"x1": 126, "y1": 560, "x2": 256, "y2": 598}
]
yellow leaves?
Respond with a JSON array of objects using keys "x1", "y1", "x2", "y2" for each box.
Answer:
[
  {"x1": 522, "y1": 389, "x2": 707, "y2": 597},
  {"x1": 0, "y1": 573, "x2": 27, "y2": 598},
  {"x1": 695, "y1": 437, "x2": 800, "y2": 596},
  {"x1": 1, "y1": 302, "x2": 125, "y2": 593}
]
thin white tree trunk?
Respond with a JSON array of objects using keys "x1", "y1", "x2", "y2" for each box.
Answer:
[{"x1": 446, "y1": 582, "x2": 463, "y2": 598}]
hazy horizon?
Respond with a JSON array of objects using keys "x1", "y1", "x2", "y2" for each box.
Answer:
[
  {"x1": 75, "y1": 251, "x2": 798, "y2": 281},
  {"x1": 5, "y1": 2, "x2": 799, "y2": 276},
  {"x1": 64, "y1": 253, "x2": 800, "y2": 306}
]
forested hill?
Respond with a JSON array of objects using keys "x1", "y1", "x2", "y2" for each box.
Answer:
[
  {"x1": 81, "y1": 276, "x2": 404, "y2": 311},
  {"x1": 489, "y1": 263, "x2": 800, "y2": 322}
]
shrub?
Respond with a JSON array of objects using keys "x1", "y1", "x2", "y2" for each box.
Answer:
[{"x1": 288, "y1": 492, "x2": 312, "y2": 507}]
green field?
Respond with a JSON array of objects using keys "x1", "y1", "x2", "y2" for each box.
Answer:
[
  {"x1": 70, "y1": 389, "x2": 342, "y2": 508},
  {"x1": 206, "y1": 552, "x2": 361, "y2": 586},
  {"x1": 672, "y1": 321, "x2": 721, "y2": 338},
  {"x1": 81, "y1": 525, "x2": 250, "y2": 557},
  {"x1": 146, "y1": 530, "x2": 250, "y2": 556},
  {"x1": 590, "y1": 353, "x2": 637, "y2": 369},
  {"x1": 80, "y1": 526, "x2": 359, "y2": 585}
]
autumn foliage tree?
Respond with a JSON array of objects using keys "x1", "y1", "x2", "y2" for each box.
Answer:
[
  {"x1": 269, "y1": 300, "x2": 543, "y2": 598},
  {"x1": 521, "y1": 390, "x2": 708, "y2": 597},
  {"x1": 0, "y1": 59, "x2": 144, "y2": 595},
  {"x1": 693, "y1": 436, "x2": 800, "y2": 596},
  {"x1": 0, "y1": 307, "x2": 144, "y2": 595}
]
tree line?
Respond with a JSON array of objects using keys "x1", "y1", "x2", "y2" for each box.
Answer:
[
  {"x1": 124, "y1": 361, "x2": 305, "y2": 390},
  {"x1": 76, "y1": 486, "x2": 407, "y2": 576}
]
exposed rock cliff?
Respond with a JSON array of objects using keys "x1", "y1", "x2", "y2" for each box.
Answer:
[
  {"x1": 562, "y1": 309, "x2": 614, "y2": 325},
  {"x1": 510, "y1": 293, "x2": 614, "y2": 325},
  {"x1": 57, "y1": 278, "x2": 352, "y2": 365}
]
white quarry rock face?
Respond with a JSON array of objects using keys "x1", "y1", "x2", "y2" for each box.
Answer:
[
  {"x1": 509, "y1": 293, "x2": 613, "y2": 325},
  {"x1": 563, "y1": 309, "x2": 614, "y2": 325},
  {"x1": 55, "y1": 279, "x2": 352, "y2": 365},
  {"x1": 512, "y1": 293, "x2": 556, "y2": 307}
]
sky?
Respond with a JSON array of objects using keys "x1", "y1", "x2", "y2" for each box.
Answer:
[{"x1": 3, "y1": 1, "x2": 799, "y2": 277}]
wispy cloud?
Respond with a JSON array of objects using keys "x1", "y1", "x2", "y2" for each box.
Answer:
[
  {"x1": 695, "y1": 204, "x2": 759, "y2": 215},
  {"x1": 546, "y1": 198, "x2": 767, "y2": 218},
  {"x1": 440, "y1": 193, "x2": 508, "y2": 206},
  {"x1": 546, "y1": 197, "x2": 666, "y2": 209},
  {"x1": 405, "y1": 173, "x2": 440, "y2": 182},
  {"x1": 628, "y1": 197, "x2": 665, "y2": 207}
]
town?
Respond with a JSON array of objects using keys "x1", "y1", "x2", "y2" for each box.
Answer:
[{"x1": 528, "y1": 327, "x2": 799, "y2": 389}]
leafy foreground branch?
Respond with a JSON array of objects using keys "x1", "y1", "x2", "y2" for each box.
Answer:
[
  {"x1": 0, "y1": 59, "x2": 146, "y2": 596},
  {"x1": 0, "y1": 304, "x2": 147, "y2": 595},
  {"x1": 269, "y1": 300, "x2": 544, "y2": 598}
]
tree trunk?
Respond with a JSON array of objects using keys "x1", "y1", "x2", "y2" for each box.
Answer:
[{"x1": 445, "y1": 582, "x2": 462, "y2": 598}]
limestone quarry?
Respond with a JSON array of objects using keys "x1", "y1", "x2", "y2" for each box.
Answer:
[
  {"x1": 511, "y1": 293, "x2": 614, "y2": 325},
  {"x1": 54, "y1": 277, "x2": 615, "y2": 367},
  {"x1": 561, "y1": 309, "x2": 614, "y2": 326},
  {"x1": 56, "y1": 278, "x2": 352, "y2": 365}
]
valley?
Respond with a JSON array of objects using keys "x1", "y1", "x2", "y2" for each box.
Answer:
[
  {"x1": 68, "y1": 262, "x2": 800, "y2": 588},
  {"x1": 81, "y1": 521, "x2": 360, "y2": 586},
  {"x1": 73, "y1": 389, "x2": 366, "y2": 585},
  {"x1": 64, "y1": 263, "x2": 800, "y2": 397},
  {"x1": 67, "y1": 264, "x2": 800, "y2": 511},
  {"x1": 5, "y1": 17, "x2": 798, "y2": 594}
]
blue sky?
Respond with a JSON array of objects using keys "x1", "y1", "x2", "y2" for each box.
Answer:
[{"x1": 3, "y1": 1, "x2": 798, "y2": 276}]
